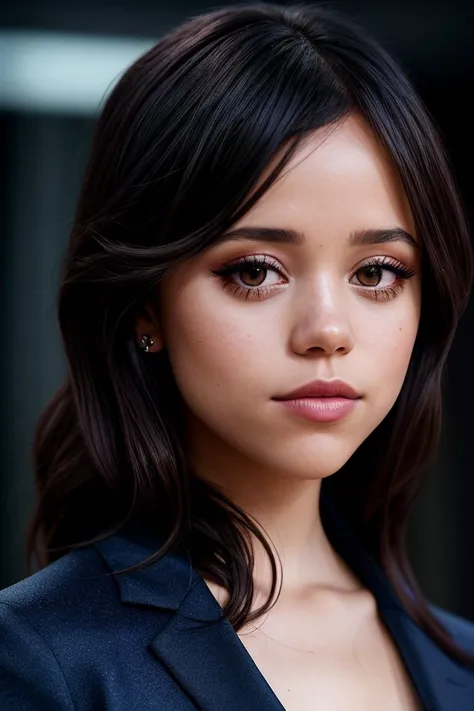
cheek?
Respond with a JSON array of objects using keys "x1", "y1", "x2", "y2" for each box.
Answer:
[
  {"x1": 363, "y1": 307, "x2": 420, "y2": 404},
  {"x1": 161, "y1": 283, "x2": 276, "y2": 409}
]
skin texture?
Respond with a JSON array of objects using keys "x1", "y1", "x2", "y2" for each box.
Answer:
[
  {"x1": 136, "y1": 113, "x2": 421, "y2": 589},
  {"x1": 135, "y1": 113, "x2": 423, "y2": 710}
]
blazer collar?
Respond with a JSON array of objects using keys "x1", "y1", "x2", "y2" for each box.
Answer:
[{"x1": 94, "y1": 495, "x2": 474, "y2": 711}]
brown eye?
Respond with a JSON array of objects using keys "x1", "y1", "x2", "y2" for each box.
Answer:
[
  {"x1": 356, "y1": 265, "x2": 383, "y2": 287},
  {"x1": 239, "y1": 266, "x2": 267, "y2": 287}
]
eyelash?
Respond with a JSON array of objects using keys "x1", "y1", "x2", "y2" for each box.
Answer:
[{"x1": 212, "y1": 254, "x2": 416, "y2": 302}]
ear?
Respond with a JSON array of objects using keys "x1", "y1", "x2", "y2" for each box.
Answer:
[{"x1": 134, "y1": 302, "x2": 164, "y2": 352}]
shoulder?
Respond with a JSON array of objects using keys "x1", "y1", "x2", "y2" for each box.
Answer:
[
  {"x1": 430, "y1": 603, "x2": 474, "y2": 654},
  {"x1": 0, "y1": 544, "x2": 117, "y2": 624},
  {"x1": 0, "y1": 546, "x2": 114, "y2": 710},
  {"x1": 0, "y1": 533, "x2": 188, "y2": 710},
  {"x1": 0, "y1": 542, "x2": 164, "y2": 711}
]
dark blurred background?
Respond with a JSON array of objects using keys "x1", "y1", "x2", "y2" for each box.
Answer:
[{"x1": 0, "y1": 0, "x2": 473, "y2": 618}]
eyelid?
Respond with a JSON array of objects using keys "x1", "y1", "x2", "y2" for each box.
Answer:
[
  {"x1": 351, "y1": 255, "x2": 416, "y2": 277},
  {"x1": 212, "y1": 253, "x2": 288, "y2": 277},
  {"x1": 212, "y1": 251, "x2": 416, "y2": 303},
  {"x1": 213, "y1": 253, "x2": 416, "y2": 282}
]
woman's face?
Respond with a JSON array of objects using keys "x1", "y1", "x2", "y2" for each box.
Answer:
[{"x1": 141, "y1": 114, "x2": 421, "y2": 482}]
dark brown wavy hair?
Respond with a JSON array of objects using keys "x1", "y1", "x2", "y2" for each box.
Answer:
[{"x1": 28, "y1": 3, "x2": 474, "y2": 666}]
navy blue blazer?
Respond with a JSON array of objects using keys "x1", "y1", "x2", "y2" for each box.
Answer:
[{"x1": 0, "y1": 494, "x2": 473, "y2": 710}]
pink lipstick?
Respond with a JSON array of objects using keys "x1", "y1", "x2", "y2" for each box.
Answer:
[{"x1": 272, "y1": 379, "x2": 362, "y2": 423}]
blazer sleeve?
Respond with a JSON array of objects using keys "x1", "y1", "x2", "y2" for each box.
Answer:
[{"x1": 0, "y1": 602, "x2": 75, "y2": 710}]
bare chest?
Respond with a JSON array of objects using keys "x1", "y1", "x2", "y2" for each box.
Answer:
[{"x1": 236, "y1": 608, "x2": 422, "y2": 711}]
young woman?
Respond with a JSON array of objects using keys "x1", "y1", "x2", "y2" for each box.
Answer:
[{"x1": 0, "y1": 3, "x2": 473, "y2": 710}]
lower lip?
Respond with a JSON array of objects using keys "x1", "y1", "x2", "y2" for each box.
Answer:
[{"x1": 274, "y1": 397, "x2": 359, "y2": 423}]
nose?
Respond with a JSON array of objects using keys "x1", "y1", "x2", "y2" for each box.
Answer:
[{"x1": 288, "y1": 276, "x2": 355, "y2": 357}]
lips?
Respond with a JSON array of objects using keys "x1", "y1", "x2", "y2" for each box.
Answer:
[{"x1": 273, "y1": 379, "x2": 361, "y2": 401}]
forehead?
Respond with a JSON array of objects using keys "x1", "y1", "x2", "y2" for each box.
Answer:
[{"x1": 235, "y1": 114, "x2": 415, "y2": 239}]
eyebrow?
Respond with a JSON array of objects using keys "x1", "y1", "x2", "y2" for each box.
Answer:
[{"x1": 217, "y1": 226, "x2": 419, "y2": 250}]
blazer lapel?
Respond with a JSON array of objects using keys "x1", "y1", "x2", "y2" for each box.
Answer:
[
  {"x1": 381, "y1": 607, "x2": 474, "y2": 710},
  {"x1": 320, "y1": 493, "x2": 474, "y2": 711},
  {"x1": 149, "y1": 578, "x2": 285, "y2": 711},
  {"x1": 94, "y1": 525, "x2": 284, "y2": 711},
  {"x1": 95, "y1": 501, "x2": 474, "y2": 711}
]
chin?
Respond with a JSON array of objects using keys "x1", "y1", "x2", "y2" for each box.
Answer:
[
  {"x1": 250, "y1": 438, "x2": 361, "y2": 481},
  {"x1": 274, "y1": 456, "x2": 352, "y2": 481}
]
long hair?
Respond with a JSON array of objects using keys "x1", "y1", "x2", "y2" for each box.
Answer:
[{"x1": 28, "y1": 3, "x2": 474, "y2": 666}]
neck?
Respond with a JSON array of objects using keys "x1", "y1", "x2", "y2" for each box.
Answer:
[{"x1": 187, "y1": 419, "x2": 361, "y2": 597}]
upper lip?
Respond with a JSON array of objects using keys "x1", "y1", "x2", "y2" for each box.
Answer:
[{"x1": 274, "y1": 379, "x2": 361, "y2": 400}]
